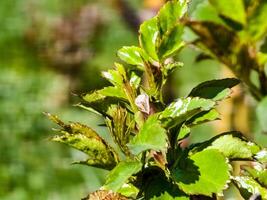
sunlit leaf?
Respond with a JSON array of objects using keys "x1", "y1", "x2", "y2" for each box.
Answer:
[
  {"x1": 233, "y1": 176, "x2": 267, "y2": 200},
  {"x1": 190, "y1": 132, "x2": 261, "y2": 161},
  {"x1": 188, "y1": 78, "x2": 240, "y2": 101},
  {"x1": 117, "y1": 183, "x2": 139, "y2": 198},
  {"x1": 160, "y1": 97, "x2": 215, "y2": 128},
  {"x1": 172, "y1": 149, "x2": 230, "y2": 196},
  {"x1": 128, "y1": 114, "x2": 167, "y2": 155},
  {"x1": 117, "y1": 46, "x2": 148, "y2": 67},
  {"x1": 103, "y1": 161, "x2": 142, "y2": 192},
  {"x1": 177, "y1": 125, "x2": 190, "y2": 141},
  {"x1": 243, "y1": 165, "x2": 267, "y2": 187},
  {"x1": 139, "y1": 17, "x2": 159, "y2": 61},
  {"x1": 46, "y1": 113, "x2": 119, "y2": 170}
]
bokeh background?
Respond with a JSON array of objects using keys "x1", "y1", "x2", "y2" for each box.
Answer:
[{"x1": 0, "y1": 0, "x2": 266, "y2": 199}]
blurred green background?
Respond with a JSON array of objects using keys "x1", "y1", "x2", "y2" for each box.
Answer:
[{"x1": 0, "y1": 0, "x2": 266, "y2": 199}]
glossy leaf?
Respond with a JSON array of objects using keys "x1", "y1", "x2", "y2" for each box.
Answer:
[
  {"x1": 160, "y1": 97, "x2": 215, "y2": 128},
  {"x1": 128, "y1": 114, "x2": 167, "y2": 155},
  {"x1": 139, "y1": 17, "x2": 159, "y2": 61},
  {"x1": 188, "y1": 78, "x2": 240, "y2": 101},
  {"x1": 117, "y1": 46, "x2": 148, "y2": 67},
  {"x1": 103, "y1": 161, "x2": 142, "y2": 192},
  {"x1": 158, "y1": 24, "x2": 185, "y2": 59},
  {"x1": 256, "y1": 97, "x2": 267, "y2": 132},
  {"x1": 190, "y1": 132, "x2": 261, "y2": 161},
  {"x1": 233, "y1": 176, "x2": 267, "y2": 199},
  {"x1": 209, "y1": 0, "x2": 246, "y2": 26},
  {"x1": 172, "y1": 149, "x2": 230, "y2": 196},
  {"x1": 47, "y1": 114, "x2": 119, "y2": 170}
]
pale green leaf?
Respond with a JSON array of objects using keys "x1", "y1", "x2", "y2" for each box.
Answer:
[
  {"x1": 243, "y1": 165, "x2": 267, "y2": 187},
  {"x1": 117, "y1": 183, "x2": 139, "y2": 198},
  {"x1": 103, "y1": 161, "x2": 142, "y2": 192},
  {"x1": 254, "y1": 149, "x2": 267, "y2": 163},
  {"x1": 128, "y1": 114, "x2": 167, "y2": 155},
  {"x1": 172, "y1": 149, "x2": 230, "y2": 196},
  {"x1": 177, "y1": 125, "x2": 190, "y2": 141}
]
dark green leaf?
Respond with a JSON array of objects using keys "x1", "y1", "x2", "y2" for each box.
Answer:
[
  {"x1": 172, "y1": 149, "x2": 230, "y2": 196},
  {"x1": 128, "y1": 114, "x2": 167, "y2": 155},
  {"x1": 188, "y1": 78, "x2": 240, "y2": 101},
  {"x1": 233, "y1": 176, "x2": 267, "y2": 199},
  {"x1": 139, "y1": 17, "x2": 159, "y2": 61},
  {"x1": 103, "y1": 161, "x2": 142, "y2": 192},
  {"x1": 46, "y1": 113, "x2": 119, "y2": 170},
  {"x1": 160, "y1": 97, "x2": 215, "y2": 128}
]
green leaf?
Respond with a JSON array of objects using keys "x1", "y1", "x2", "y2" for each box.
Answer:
[
  {"x1": 117, "y1": 183, "x2": 139, "y2": 198},
  {"x1": 142, "y1": 167, "x2": 189, "y2": 200},
  {"x1": 233, "y1": 176, "x2": 267, "y2": 199},
  {"x1": 248, "y1": 1, "x2": 267, "y2": 40},
  {"x1": 190, "y1": 132, "x2": 261, "y2": 161},
  {"x1": 177, "y1": 125, "x2": 190, "y2": 141},
  {"x1": 117, "y1": 46, "x2": 148, "y2": 67},
  {"x1": 243, "y1": 165, "x2": 267, "y2": 188},
  {"x1": 46, "y1": 114, "x2": 119, "y2": 170},
  {"x1": 128, "y1": 114, "x2": 167, "y2": 155},
  {"x1": 256, "y1": 97, "x2": 267, "y2": 132},
  {"x1": 103, "y1": 161, "x2": 142, "y2": 192},
  {"x1": 160, "y1": 97, "x2": 215, "y2": 128},
  {"x1": 158, "y1": 24, "x2": 185, "y2": 59},
  {"x1": 186, "y1": 109, "x2": 220, "y2": 126},
  {"x1": 157, "y1": 0, "x2": 187, "y2": 35},
  {"x1": 188, "y1": 78, "x2": 240, "y2": 101},
  {"x1": 209, "y1": 0, "x2": 246, "y2": 26},
  {"x1": 172, "y1": 149, "x2": 230, "y2": 196},
  {"x1": 139, "y1": 17, "x2": 159, "y2": 61}
]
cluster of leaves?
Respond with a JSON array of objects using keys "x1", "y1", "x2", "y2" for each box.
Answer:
[{"x1": 47, "y1": 0, "x2": 267, "y2": 199}]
